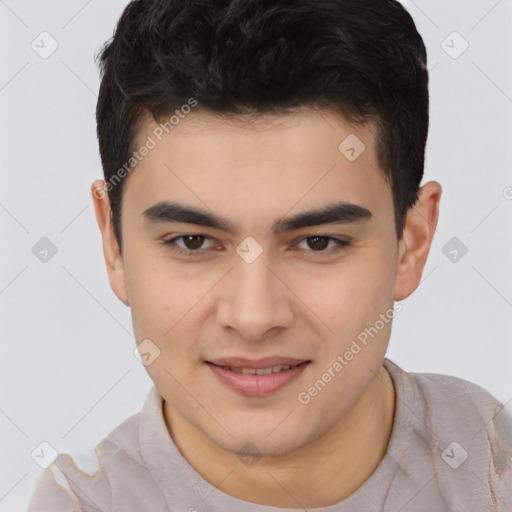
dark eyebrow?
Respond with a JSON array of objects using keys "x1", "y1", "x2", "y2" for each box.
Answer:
[
  {"x1": 271, "y1": 202, "x2": 372, "y2": 232},
  {"x1": 142, "y1": 200, "x2": 372, "y2": 233},
  {"x1": 143, "y1": 201, "x2": 236, "y2": 232}
]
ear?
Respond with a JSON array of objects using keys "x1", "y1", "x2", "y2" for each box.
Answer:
[
  {"x1": 91, "y1": 179, "x2": 130, "y2": 306},
  {"x1": 394, "y1": 181, "x2": 442, "y2": 301}
]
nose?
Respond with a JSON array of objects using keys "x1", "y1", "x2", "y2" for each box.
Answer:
[{"x1": 216, "y1": 250, "x2": 294, "y2": 341}]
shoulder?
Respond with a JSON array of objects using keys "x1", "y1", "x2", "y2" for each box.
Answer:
[
  {"x1": 384, "y1": 359, "x2": 512, "y2": 505},
  {"x1": 411, "y1": 365, "x2": 502, "y2": 418},
  {"x1": 385, "y1": 358, "x2": 506, "y2": 426},
  {"x1": 27, "y1": 388, "x2": 162, "y2": 511}
]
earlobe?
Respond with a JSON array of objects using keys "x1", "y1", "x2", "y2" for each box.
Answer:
[
  {"x1": 91, "y1": 180, "x2": 130, "y2": 307},
  {"x1": 394, "y1": 181, "x2": 442, "y2": 301}
]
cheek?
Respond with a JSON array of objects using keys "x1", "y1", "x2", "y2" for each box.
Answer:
[
  {"x1": 125, "y1": 255, "x2": 217, "y2": 365},
  {"x1": 125, "y1": 250, "x2": 195, "y2": 323},
  {"x1": 295, "y1": 259, "x2": 394, "y2": 338}
]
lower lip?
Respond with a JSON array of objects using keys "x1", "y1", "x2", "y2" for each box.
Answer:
[{"x1": 206, "y1": 361, "x2": 310, "y2": 397}]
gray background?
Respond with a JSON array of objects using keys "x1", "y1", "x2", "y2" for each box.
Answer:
[{"x1": 0, "y1": 1, "x2": 511, "y2": 510}]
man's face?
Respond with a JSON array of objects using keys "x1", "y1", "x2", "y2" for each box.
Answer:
[{"x1": 114, "y1": 108, "x2": 401, "y2": 456}]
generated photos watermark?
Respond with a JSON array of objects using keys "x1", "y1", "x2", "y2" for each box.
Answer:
[
  {"x1": 94, "y1": 97, "x2": 198, "y2": 199},
  {"x1": 297, "y1": 303, "x2": 403, "y2": 405}
]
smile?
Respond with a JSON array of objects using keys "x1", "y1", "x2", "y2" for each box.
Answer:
[
  {"x1": 213, "y1": 363, "x2": 300, "y2": 375},
  {"x1": 205, "y1": 361, "x2": 311, "y2": 396}
]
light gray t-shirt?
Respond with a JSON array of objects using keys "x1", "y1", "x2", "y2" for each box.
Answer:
[{"x1": 27, "y1": 359, "x2": 512, "y2": 511}]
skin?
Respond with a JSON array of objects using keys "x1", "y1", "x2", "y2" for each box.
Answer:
[{"x1": 92, "y1": 107, "x2": 441, "y2": 508}]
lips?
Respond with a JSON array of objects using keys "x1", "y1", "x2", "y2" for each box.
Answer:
[
  {"x1": 205, "y1": 357, "x2": 311, "y2": 396},
  {"x1": 206, "y1": 356, "x2": 308, "y2": 369},
  {"x1": 217, "y1": 364, "x2": 299, "y2": 375}
]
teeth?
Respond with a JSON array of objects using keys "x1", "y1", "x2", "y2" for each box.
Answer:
[
  {"x1": 256, "y1": 367, "x2": 273, "y2": 375},
  {"x1": 273, "y1": 365, "x2": 291, "y2": 372},
  {"x1": 223, "y1": 364, "x2": 293, "y2": 374}
]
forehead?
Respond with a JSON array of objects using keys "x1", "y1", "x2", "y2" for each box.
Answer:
[{"x1": 122, "y1": 107, "x2": 392, "y2": 229}]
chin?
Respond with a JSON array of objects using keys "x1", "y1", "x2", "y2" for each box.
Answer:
[{"x1": 204, "y1": 422, "x2": 312, "y2": 459}]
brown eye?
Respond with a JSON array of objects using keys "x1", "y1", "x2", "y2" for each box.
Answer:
[
  {"x1": 164, "y1": 234, "x2": 216, "y2": 255},
  {"x1": 181, "y1": 235, "x2": 206, "y2": 250},
  {"x1": 295, "y1": 236, "x2": 350, "y2": 254},
  {"x1": 306, "y1": 236, "x2": 330, "y2": 251}
]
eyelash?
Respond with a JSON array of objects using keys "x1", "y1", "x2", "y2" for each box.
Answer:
[{"x1": 162, "y1": 234, "x2": 351, "y2": 258}]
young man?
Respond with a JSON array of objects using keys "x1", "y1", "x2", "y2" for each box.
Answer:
[{"x1": 28, "y1": 0, "x2": 512, "y2": 510}]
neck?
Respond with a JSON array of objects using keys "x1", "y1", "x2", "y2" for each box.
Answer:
[{"x1": 164, "y1": 365, "x2": 396, "y2": 509}]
